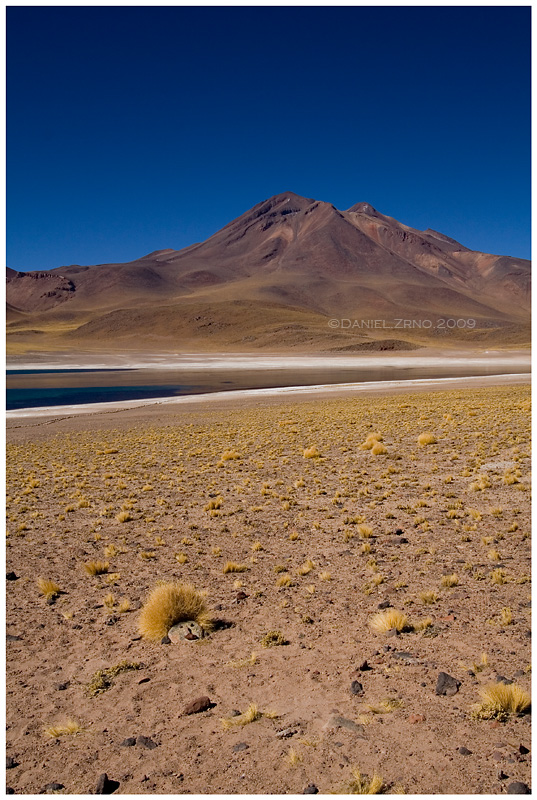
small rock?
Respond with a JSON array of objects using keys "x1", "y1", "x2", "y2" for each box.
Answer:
[
  {"x1": 393, "y1": 651, "x2": 413, "y2": 661},
  {"x1": 435, "y1": 672, "x2": 461, "y2": 696},
  {"x1": 498, "y1": 771, "x2": 509, "y2": 780},
  {"x1": 303, "y1": 785, "x2": 319, "y2": 794},
  {"x1": 507, "y1": 782, "x2": 531, "y2": 794},
  {"x1": 6, "y1": 572, "x2": 18, "y2": 581},
  {"x1": 120, "y1": 738, "x2": 136, "y2": 747},
  {"x1": 6, "y1": 788, "x2": 14, "y2": 794},
  {"x1": 136, "y1": 736, "x2": 157, "y2": 749},
  {"x1": 513, "y1": 670, "x2": 525, "y2": 678},
  {"x1": 496, "y1": 675, "x2": 513, "y2": 685},
  {"x1": 276, "y1": 728, "x2": 297, "y2": 739},
  {"x1": 329, "y1": 716, "x2": 365, "y2": 735},
  {"x1": 138, "y1": 677, "x2": 150, "y2": 684},
  {"x1": 161, "y1": 636, "x2": 171, "y2": 645},
  {"x1": 519, "y1": 744, "x2": 530, "y2": 755},
  {"x1": 408, "y1": 714, "x2": 426, "y2": 724},
  {"x1": 350, "y1": 681, "x2": 364, "y2": 696},
  {"x1": 43, "y1": 782, "x2": 64, "y2": 792},
  {"x1": 55, "y1": 681, "x2": 70, "y2": 691},
  {"x1": 458, "y1": 747, "x2": 472, "y2": 755},
  {"x1": 493, "y1": 751, "x2": 504, "y2": 762},
  {"x1": 386, "y1": 628, "x2": 399, "y2": 637},
  {"x1": 168, "y1": 621, "x2": 204, "y2": 644},
  {"x1": 395, "y1": 528, "x2": 404, "y2": 535},
  {"x1": 105, "y1": 616, "x2": 118, "y2": 626},
  {"x1": 183, "y1": 696, "x2": 213, "y2": 715},
  {"x1": 358, "y1": 660, "x2": 371, "y2": 671},
  {"x1": 95, "y1": 774, "x2": 120, "y2": 794},
  {"x1": 232, "y1": 742, "x2": 249, "y2": 752},
  {"x1": 378, "y1": 601, "x2": 391, "y2": 609},
  {"x1": 6, "y1": 634, "x2": 22, "y2": 642},
  {"x1": 6, "y1": 757, "x2": 18, "y2": 769},
  {"x1": 235, "y1": 592, "x2": 248, "y2": 602}
]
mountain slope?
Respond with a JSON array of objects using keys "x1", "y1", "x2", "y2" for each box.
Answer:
[{"x1": 6, "y1": 192, "x2": 530, "y2": 352}]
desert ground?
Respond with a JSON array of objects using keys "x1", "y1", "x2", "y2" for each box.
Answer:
[{"x1": 5, "y1": 380, "x2": 531, "y2": 795}]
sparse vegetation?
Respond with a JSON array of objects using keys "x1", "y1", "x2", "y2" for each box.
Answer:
[{"x1": 138, "y1": 582, "x2": 213, "y2": 641}]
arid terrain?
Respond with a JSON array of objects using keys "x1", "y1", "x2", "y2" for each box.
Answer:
[
  {"x1": 6, "y1": 381, "x2": 531, "y2": 794},
  {"x1": 6, "y1": 193, "x2": 531, "y2": 354}
]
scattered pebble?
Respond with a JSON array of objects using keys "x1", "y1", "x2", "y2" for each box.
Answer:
[
  {"x1": 95, "y1": 774, "x2": 120, "y2": 794},
  {"x1": 168, "y1": 621, "x2": 204, "y2": 643},
  {"x1": 161, "y1": 636, "x2": 171, "y2": 645},
  {"x1": 507, "y1": 782, "x2": 531, "y2": 794},
  {"x1": 43, "y1": 782, "x2": 64, "y2": 792},
  {"x1": 350, "y1": 680, "x2": 364, "y2": 696},
  {"x1": 183, "y1": 696, "x2": 213, "y2": 715},
  {"x1": 6, "y1": 757, "x2": 18, "y2": 769},
  {"x1": 232, "y1": 742, "x2": 249, "y2": 752},
  {"x1": 458, "y1": 747, "x2": 472, "y2": 756},
  {"x1": 358, "y1": 660, "x2": 371, "y2": 671},
  {"x1": 6, "y1": 635, "x2": 22, "y2": 642},
  {"x1": 519, "y1": 745, "x2": 530, "y2": 755},
  {"x1": 435, "y1": 672, "x2": 461, "y2": 696},
  {"x1": 120, "y1": 738, "x2": 136, "y2": 747},
  {"x1": 408, "y1": 714, "x2": 426, "y2": 724},
  {"x1": 378, "y1": 601, "x2": 391, "y2": 609},
  {"x1": 496, "y1": 675, "x2": 513, "y2": 685},
  {"x1": 136, "y1": 736, "x2": 158, "y2": 749},
  {"x1": 55, "y1": 682, "x2": 70, "y2": 691},
  {"x1": 303, "y1": 785, "x2": 319, "y2": 794},
  {"x1": 6, "y1": 572, "x2": 18, "y2": 581}
]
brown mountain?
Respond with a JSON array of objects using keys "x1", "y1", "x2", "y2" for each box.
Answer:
[{"x1": 6, "y1": 192, "x2": 531, "y2": 352}]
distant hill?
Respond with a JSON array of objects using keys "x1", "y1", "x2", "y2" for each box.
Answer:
[{"x1": 6, "y1": 192, "x2": 530, "y2": 352}]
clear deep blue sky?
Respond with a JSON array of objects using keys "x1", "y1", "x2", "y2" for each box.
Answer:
[{"x1": 7, "y1": 6, "x2": 531, "y2": 271}]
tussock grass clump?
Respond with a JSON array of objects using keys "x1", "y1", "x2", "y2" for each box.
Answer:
[
  {"x1": 369, "y1": 609, "x2": 409, "y2": 633},
  {"x1": 223, "y1": 561, "x2": 248, "y2": 574},
  {"x1": 357, "y1": 524, "x2": 373, "y2": 538},
  {"x1": 83, "y1": 560, "x2": 109, "y2": 576},
  {"x1": 360, "y1": 433, "x2": 383, "y2": 451},
  {"x1": 116, "y1": 511, "x2": 132, "y2": 523},
  {"x1": 343, "y1": 767, "x2": 384, "y2": 794},
  {"x1": 371, "y1": 442, "x2": 388, "y2": 456},
  {"x1": 419, "y1": 590, "x2": 438, "y2": 605},
  {"x1": 45, "y1": 719, "x2": 82, "y2": 738},
  {"x1": 138, "y1": 582, "x2": 213, "y2": 641},
  {"x1": 418, "y1": 432, "x2": 436, "y2": 446},
  {"x1": 441, "y1": 574, "x2": 459, "y2": 588},
  {"x1": 37, "y1": 578, "x2": 61, "y2": 601},
  {"x1": 221, "y1": 702, "x2": 260, "y2": 728},
  {"x1": 490, "y1": 568, "x2": 506, "y2": 585},
  {"x1": 297, "y1": 559, "x2": 315, "y2": 576},
  {"x1": 471, "y1": 683, "x2": 530, "y2": 721},
  {"x1": 303, "y1": 446, "x2": 320, "y2": 459},
  {"x1": 86, "y1": 661, "x2": 142, "y2": 696},
  {"x1": 221, "y1": 450, "x2": 241, "y2": 461},
  {"x1": 261, "y1": 630, "x2": 287, "y2": 647},
  {"x1": 276, "y1": 573, "x2": 292, "y2": 588}
]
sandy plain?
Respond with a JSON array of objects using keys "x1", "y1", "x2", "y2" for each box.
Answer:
[{"x1": 5, "y1": 373, "x2": 531, "y2": 795}]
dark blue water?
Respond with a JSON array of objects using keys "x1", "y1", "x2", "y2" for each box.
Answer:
[
  {"x1": 7, "y1": 369, "x2": 134, "y2": 375},
  {"x1": 6, "y1": 383, "x2": 207, "y2": 411}
]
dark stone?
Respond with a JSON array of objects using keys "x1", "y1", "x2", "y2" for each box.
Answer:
[
  {"x1": 435, "y1": 672, "x2": 461, "y2": 696},
  {"x1": 161, "y1": 636, "x2": 171, "y2": 644},
  {"x1": 138, "y1": 677, "x2": 150, "y2": 684},
  {"x1": 6, "y1": 572, "x2": 18, "y2": 581},
  {"x1": 232, "y1": 742, "x2": 249, "y2": 752},
  {"x1": 395, "y1": 528, "x2": 404, "y2": 535},
  {"x1": 95, "y1": 774, "x2": 120, "y2": 794},
  {"x1": 378, "y1": 600, "x2": 391, "y2": 609},
  {"x1": 6, "y1": 788, "x2": 15, "y2": 794},
  {"x1": 458, "y1": 747, "x2": 472, "y2": 755},
  {"x1": 358, "y1": 660, "x2": 371, "y2": 671},
  {"x1": 496, "y1": 675, "x2": 513, "y2": 685},
  {"x1": 386, "y1": 628, "x2": 399, "y2": 637},
  {"x1": 303, "y1": 785, "x2": 319, "y2": 794},
  {"x1": 519, "y1": 744, "x2": 530, "y2": 755},
  {"x1": 183, "y1": 696, "x2": 213, "y2": 715},
  {"x1": 6, "y1": 757, "x2": 18, "y2": 769},
  {"x1": 513, "y1": 670, "x2": 525, "y2": 678},
  {"x1": 507, "y1": 782, "x2": 531, "y2": 794},
  {"x1": 136, "y1": 736, "x2": 157, "y2": 749},
  {"x1": 393, "y1": 651, "x2": 413, "y2": 660},
  {"x1": 236, "y1": 591, "x2": 248, "y2": 602},
  {"x1": 498, "y1": 771, "x2": 509, "y2": 780},
  {"x1": 43, "y1": 782, "x2": 64, "y2": 791},
  {"x1": 55, "y1": 681, "x2": 70, "y2": 691},
  {"x1": 120, "y1": 738, "x2": 136, "y2": 747},
  {"x1": 331, "y1": 716, "x2": 365, "y2": 735},
  {"x1": 350, "y1": 680, "x2": 364, "y2": 696},
  {"x1": 105, "y1": 616, "x2": 118, "y2": 626}
]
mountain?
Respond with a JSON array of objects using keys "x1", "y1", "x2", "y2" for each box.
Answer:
[{"x1": 6, "y1": 192, "x2": 531, "y2": 352}]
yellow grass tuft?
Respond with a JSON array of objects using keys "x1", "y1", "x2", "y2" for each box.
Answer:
[
  {"x1": 138, "y1": 582, "x2": 213, "y2": 641},
  {"x1": 419, "y1": 590, "x2": 438, "y2": 605},
  {"x1": 357, "y1": 524, "x2": 373, "y2": 538},
  {"x1": 303, "y1": 446, "x2": 320, "y2": 459},
  {"x1": 360, "y1": 433, "x2": 383, "y2": 450},
  {"x1": 490, "y1": 568, "x2": 506, "y2": 585},
  {"x1": 37, "y1": 578, "x2": 61, "y2": 601},
  {"x1": 369, "y1": 609, "x2": 409, "y2": 633},
  {"x1": 344, "y1": 767, "x2": 384, "y2": 794},
  {"x1": 83, "y1": 560, "x2": 109, "y2": 576},
  {"x1": 418, "y1": 432, "x2": 436, "y2": 446},
  {"x1": 115, "y1": 511, "x2": 132, "y2": 523},
  {"x1": 286, "y1": 747, "x2": 303, "y2": 766},
  {"x1": 297, "y1": 558, "x2": 315, "y2": 576},
  {"x1": 371, "y1": 442, "x2": 388, "y2": 456},
  {"x1": 441, "y1": 574, "x2": 459, "y2": 588},
  {"x1": 221, "y1": 450, "x2": 240, "y2": 461},
  {"x1": 472, "y1": 682, "x2": 530, "y2": 720},
  {"x1": 261, "y1": 630, "x2": 287, "y2": 647},
  {"x1": 45, "y1": 719, "x2": 82, "y2": 738},
  {"x1": 223, "y1": 561, "x2": 248, "y2": 574},
  {"x1": 221, "y1": 703, "x2": 261, "y2": 729}
]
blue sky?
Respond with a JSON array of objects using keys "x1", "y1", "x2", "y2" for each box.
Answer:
[{"x1": 7, "y1": 6, "x2": 531, "y2": 271}]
